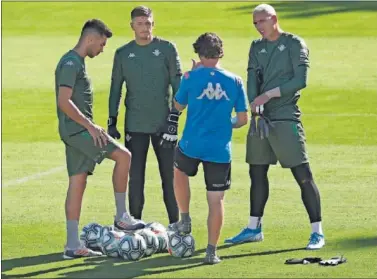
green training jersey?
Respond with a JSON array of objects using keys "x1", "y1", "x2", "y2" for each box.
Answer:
[
  {"x1": 55, "y1": 50, "x2": 93, "y2": 138},
  {"x1": 247, "y1": 32, "x2": 309, "y2": 121},
  {"x1": 109, "y1": 37, "x2": 182, "y2": 133}
]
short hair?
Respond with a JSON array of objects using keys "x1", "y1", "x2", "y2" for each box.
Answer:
[
  {"x1": 131, "y1": 6, "x2": 153, "y2": 19},
  {"x1": 81, "y1": 19, "x2": 112, "y2": 38},
  {"x1": 193, "y1": 32, "x2": 224, "y2": 59},
  {"x1": 253, "y1": 4, "x2": 277, "y2": 16}
]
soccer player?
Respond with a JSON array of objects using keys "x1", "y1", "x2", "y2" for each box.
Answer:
[
  {"x1": 170, "y1": 32, "x2": 249, "y2": 264},
  {"x1": 225, "y1": 4, "x2": 325, "y2": 250},
  {"x1": 55, "y1": 19, "x2": 144, "y2": 259},
  {"x1": 107, "y1": 6, "x2": 181, "y2": 225}
]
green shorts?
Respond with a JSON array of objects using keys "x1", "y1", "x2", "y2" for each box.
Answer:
[
  {"x1": 62, "y1": 130, "x2": 120, "y2": 177},
  {"x1": 246, "y1": 121, "x2": 309, "y2": 168}
]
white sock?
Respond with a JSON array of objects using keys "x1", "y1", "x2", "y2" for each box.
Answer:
[
  {"x1": 311, "y1": 221, "x2": 323, "y2": 235},
  {"x1": 247, "y1": 216, "x2": 262, "y2": 230}
]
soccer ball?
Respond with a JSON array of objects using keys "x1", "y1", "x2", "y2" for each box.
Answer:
[
  {"x1": 118, "y1": 233, "x2": 147, "y2": 261},
  {"x1": 146, "y1": 222, "x2": 169, "y2": 253},
  {"x1": 137, "y1": 228, "x2": 159, "y2": 257},
  {"x1": 99, "y1": 230, "x2": 125, "y2": 257},
  {"x1": 168, "y1": 231, "x2": 195, "y2": 258},
  {"x1": 79, "y1": 222, "x2": 103, "y2": 249}
]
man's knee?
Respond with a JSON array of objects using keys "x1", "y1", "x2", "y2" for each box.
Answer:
[
  {"x1": 207, "y1": 191, "x2": 225, "y2": 208},
  {"x1": 291, "y1": 163, "x2": 313, "y2": 184},
  {"x1": 69, "y1": 173, "x2": 88, "y2": 188},
  {"x1": 111, "y1": 147, "x2": 131, "y2": 165}
]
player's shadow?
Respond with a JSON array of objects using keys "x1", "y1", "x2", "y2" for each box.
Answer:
[
  {"x1": 335, "y1": 236, "x2": 377, "y2": 250},
  {"x1": 1, "y1": 245, "x2": 305, "y2": 278},
  {"x1": 229, "y1": 1, "x2": 377, "y2": 18},
  {"x1": 1, "y1": 253, "x2": 63, "y2": 273},
  {"x1": 1, "y1": 252, "x2": 86, "y2": 278},
  {"x1": 60, "y1": 245, "x2": 305, "y2": 278}
]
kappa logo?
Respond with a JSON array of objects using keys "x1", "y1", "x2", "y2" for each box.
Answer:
[
  {"x1": 259, "y1": 48, "x2": 267, "y2": 54},
  {"x1": 64, "y1": 60, "x2": 74, "y2": 66},
  {"x1": 278, "y1": 44, "x2": 286, "y2": 51},
  {"x1": 152, "y1": 49, "x2": 161, "y2": 56},
  {"x1": 197, "y1": 82, "x2": 230, "y2": 101},
  {"x1": 125, "y1": 134, "x2": 132, "y2": 142},
  {"x1": 128, "y1": 53, "x2": 135, "y2": 58}
]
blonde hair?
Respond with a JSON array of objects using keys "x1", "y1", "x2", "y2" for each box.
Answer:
[{"x1": 253, "y1": 4, "x2": 277, "y2": 16}]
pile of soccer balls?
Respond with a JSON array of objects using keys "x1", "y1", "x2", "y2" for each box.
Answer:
[{"x1": 80, "y1": 222, "x2": 195, "y2": 261}]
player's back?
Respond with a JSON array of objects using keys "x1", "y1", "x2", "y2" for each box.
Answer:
[{"x1": 178, "y1": 67, "x2": 245, "y2": 163}]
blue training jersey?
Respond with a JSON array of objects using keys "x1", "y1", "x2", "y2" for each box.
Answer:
[{"x1": 175, "y1": 67, "x2": 248, "y2": 163}]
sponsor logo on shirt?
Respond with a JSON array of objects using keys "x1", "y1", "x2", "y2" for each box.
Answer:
[{"x1": 197, "y1": 82, "x2": 230, "y2": 101}]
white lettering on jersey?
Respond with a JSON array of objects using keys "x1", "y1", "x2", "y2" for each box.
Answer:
[{"x1": 197, "y1": 82, "x2": 230, "y2": 101}]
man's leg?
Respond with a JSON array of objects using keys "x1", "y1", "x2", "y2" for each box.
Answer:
[
  {"x1": 124, "y1": 132, "x2": 150, "y2": 220},
  {"x1": 108, "y1": 145, "x2": 146, "y2": 231},
  {"x1": 225, "y1": 132, "x2": 276, "y2": 244},
  {"x1": 203, "y1": 161, "x2": 231, "y2": 264},
  {"x1": 65, "y1": 173, "x2": 88, "y2": 250},
  {"x1": 62, "y1": 140, "x2": 102, "y2": 259},
  {"x1": 168, "y1": 147, "x2": 199, "y2": 233},
  {"x1": 151, "y1": 134, "x2": 179, "y2": 224},
  {"x1": 270, "y1": 121, "x2": 324, "y2": 249},
  {"x1": 291, "y1": 162, "x2": 324, "y2": 249}
]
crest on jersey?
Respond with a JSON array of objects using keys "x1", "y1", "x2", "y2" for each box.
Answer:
[
  {"x1": 278, "y1": 44, "x2": 286, "y2": 51},
  {"x1": 153, "y1": 49, "x2": 161, "y2": 56}
]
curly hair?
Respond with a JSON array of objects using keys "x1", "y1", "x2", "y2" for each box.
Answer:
[{"x1": 193, "y1": 32, "x2": 224, "y2": 59}]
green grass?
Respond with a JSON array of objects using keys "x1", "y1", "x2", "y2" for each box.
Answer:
[{"x1": 2, "y1": 1, "x2": 377, "y2": 278}]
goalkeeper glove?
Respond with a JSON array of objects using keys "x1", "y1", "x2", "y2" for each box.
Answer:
[
  {"x1": 250, "y1": 105, "x2": 274, "y2": 140},
  {"x1": 107, "y1": 117, "x2": 121, "y2": 140},
  {"x1": 159, "y1": 111, "x2": 181, "y2": 148}
]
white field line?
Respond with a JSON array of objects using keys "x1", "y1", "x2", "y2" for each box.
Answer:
[{"x1": 2, "y1": 166, "x2": 65, "y2": 187}]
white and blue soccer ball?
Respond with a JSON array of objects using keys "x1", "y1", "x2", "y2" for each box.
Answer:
[
  {"x1": 168, "y1": 231, "x2": 195, "y2": 258},
  {"x1": 137, "y1": 228, "x2": 159, "y2": 257},
  {"x1": 118, "y1": 233, "x2": 146, "y2": 261},
  {"x1": 146, "y1": 222, "x2": 169, "y2": 253},
  {"x1": 79, "y1": 222, "x2": 103, "y2": 249},
  {"x1": 99, "y1": 230, "x2": 125, "y2": 257}
]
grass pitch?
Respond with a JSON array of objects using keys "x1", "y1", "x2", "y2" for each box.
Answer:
[{"x1": 2, "y1": 2, "x2": 377, "y2": 278}]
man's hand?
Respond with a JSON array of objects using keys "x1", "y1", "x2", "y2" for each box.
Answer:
[
  {"x1": 87, "y1": 123, "x2": 108, "y2": 148},
  {"x1": 107, "y1": 116, "x2": 121, "y2": 139},
  {"x1": 251, "y1": 93, "x2": 270, "y2": 111},
  {"x1": 159, "y1": 111, "x2": 180, "y2": 148},
  {"x1": 249, "y1": 105, "x2": 274, "y2": 140}
]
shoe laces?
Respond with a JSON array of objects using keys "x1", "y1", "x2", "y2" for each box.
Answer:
[{"x1": 309, "y1": 233, "x2": 321, "y2": 244}]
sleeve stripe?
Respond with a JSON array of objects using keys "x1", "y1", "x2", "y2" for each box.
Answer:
[{"x1": 59, "y1": 84, "x2": 73, "y2": 89}]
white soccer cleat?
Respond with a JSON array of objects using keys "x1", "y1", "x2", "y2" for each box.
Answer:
[{"x1": 306, "y1": 232, "x2": 325, "y2": 250}]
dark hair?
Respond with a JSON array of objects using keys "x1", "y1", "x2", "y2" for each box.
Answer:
[
  {"x1": 131, "y1": 6, "x2": 153, "y2": 19},
  {"x1": 193, "y1": 32, "x2": 224, "y2": 59},
  {"x1": 81, "y1": 19, "x2": 112, "y2": 38}
]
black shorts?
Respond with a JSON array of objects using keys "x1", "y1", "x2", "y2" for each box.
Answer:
[{"x1": 174, "y1": 147, "x2": 231, "y2": 192}]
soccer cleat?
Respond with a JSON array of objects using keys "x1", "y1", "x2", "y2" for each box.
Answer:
[
  {"x1": 114, "y1": 212, "x2": 146, "y2": 232},
  {"x1": 204, "y1": 253, "x2": 221, "y2": 265},
  {"x1": 306, "y1": 232, "x2": 325, "y2": 250},
  {"x1": 224, "y1": 227, "x2": 264, "y2": 244},
  {"x1": 63, "y1": 245, "x2": 103, "y2": 259},
  {"x1": 167, "y1": 220, "x2": 192, "y2": 234}
]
